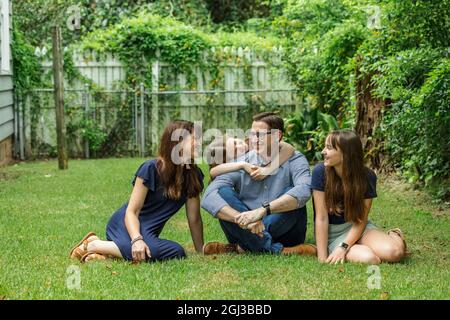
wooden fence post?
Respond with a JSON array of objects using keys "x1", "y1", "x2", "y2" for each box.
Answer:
[
  {"x1": 140, "y1": 82, "x2": 145, "y2": 157},
  {"x1": 17, "y1": 93, "x2": 25, "y2": 160},
  {"x1": 52, "y1": 26, "x2": 68, "y2": 170},
  {"x1": 134, "y1": 88, "x2": 139, "y2": 156},
  {"x1": 151, "y1": 57, "x2": 160, "y2": 155},
  {"x1": 83, "y1": 83, "x2": 90, "y2": 159}
]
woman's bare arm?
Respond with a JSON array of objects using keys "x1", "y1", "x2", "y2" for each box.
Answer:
[
  {"x1": 313, "y1": 190, "x2": 329, "y2": 262},
  {"x1": 185, "y1": 197, "x2": 204, "y2": 253},
  {"x1": 278, "y1": 141, "x2": 296, "y2": 166},
  {"x1": 124, "y1": 177, "x2": 152, "y2": 261},
  {"x1": 124, "y1": 177, "x2": 148, "y2": 241},
  {"x1": 342, "y1": 199, "x2": 372, "y2": 248},
  {"x1": 210, "y1": 161, "x2": 255, "y2": 179},
  {"x1": 250, "y1": 141, "x2": 295, "y2": 180}
]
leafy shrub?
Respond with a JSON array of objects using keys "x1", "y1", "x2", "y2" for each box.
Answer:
[
  {"x1": 271, "y1": 0, "x2": 351, "y2": 40},
  {"x1": 372, "y1": 47, "x2": 443, "y2": 101},
  {"x1": 284, "y1": 19, "x2": 366, "y2": 117},
  {"x1": 382, "y1": 58, "x2": 450, "y2": 199},
  {"x1": 13, "y1": 0, "x2": 212, "y2": 46},
  {"x1": 79, "y1": 12, "x2": 283, "y2": 89},
  {"x1": 284, "y1": 106, "x2": 340, "y2": 162},
  {"x1": 12, "y1": 25, "x2": 45, "y2": 95}
]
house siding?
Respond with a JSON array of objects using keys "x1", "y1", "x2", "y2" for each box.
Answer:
[{"x1": 0, "y1": 0, "x2": 14, "y2": 166}]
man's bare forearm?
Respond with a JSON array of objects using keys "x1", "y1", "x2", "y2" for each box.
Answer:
[
  {"x1": 235, "y1": 194, "x2": 301, "y2": 227},
  {"x1": 216, "y1": 206, "x2": 241, "y2": 223},
  {"x1": 269, "y1": 194, "x2": 299, "y2": 213}
]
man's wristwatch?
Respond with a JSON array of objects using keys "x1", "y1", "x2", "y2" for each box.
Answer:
[
  {"x1": 338, "y1": 242, "x2": 349, "y2": 252},
  {"x1": 262, "y1": 202, "x2": 271, "y2": 216}
]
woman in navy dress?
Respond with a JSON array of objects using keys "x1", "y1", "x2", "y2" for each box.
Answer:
[
  {"x1": 312, "y1": 130, "x2": 408, "y2": 264},
  {"x1": 69, "y1": 120, "x2": 205, "y2": 263}
]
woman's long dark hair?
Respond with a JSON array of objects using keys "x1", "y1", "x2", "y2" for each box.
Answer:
[
  {"x1": 325, "y1": 130, "x2": 368, "y2": 223},
  {"x1": 157, "y1": 120, "x2": 203, "y2": 200}
]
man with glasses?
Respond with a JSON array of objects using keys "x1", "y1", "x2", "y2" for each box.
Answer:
[{"x1": 201, "y1": 112, "x2": 317, "y2": 256}]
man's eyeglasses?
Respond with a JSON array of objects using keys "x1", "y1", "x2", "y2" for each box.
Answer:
[{"x1": 248, "y1": 131, "x2": 273, "y2": 139}]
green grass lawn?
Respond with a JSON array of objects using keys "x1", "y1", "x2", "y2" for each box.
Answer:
[{"x1": 0, "y1": 158, "x2": 449, "y2": 300}]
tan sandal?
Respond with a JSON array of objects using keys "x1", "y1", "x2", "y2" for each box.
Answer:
[
  {"x1": 388, "y1": 228, "x2": 411, "y2": 257},
  {"x1": 81, "y1": 252, "x2": 107, "y2": 263},
  {"x1": 69, "y1": 232, "x2": 98, "y2": 260}
]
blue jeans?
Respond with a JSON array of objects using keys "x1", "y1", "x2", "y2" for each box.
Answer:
[{"x1": 218, "y1": 187, "x2": 307, "y2": 254}]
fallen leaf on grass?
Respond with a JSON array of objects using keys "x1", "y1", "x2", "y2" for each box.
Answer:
[{"x1": 380, "y1": 292, "x2": 390, "y2": 300}]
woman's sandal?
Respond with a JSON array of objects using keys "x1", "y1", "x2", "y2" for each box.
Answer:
[
  {"x1": 81, "y1": 252, "x2": 107, "y2": 263},
  {"x1": 388, "y1": 228, "x2": 411, "y2": 257},
  {"x1": 69, "y1": 232, "x2": 98, "y2": 260}
]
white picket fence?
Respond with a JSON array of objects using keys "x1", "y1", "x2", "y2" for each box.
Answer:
[{"x1": 40, "y1": 46, "x2": 295, "y2": 97}]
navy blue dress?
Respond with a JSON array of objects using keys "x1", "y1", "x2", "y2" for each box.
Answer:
[{"x1": 106, "y1": 159, "x2": 204, "y2": 262}]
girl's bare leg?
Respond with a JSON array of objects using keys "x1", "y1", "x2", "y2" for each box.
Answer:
[
  {"x1": 86, "y1": 240, "x2": 123, "y2": 259},
  {"x1": 345, "y1": 244, "x2": 381, "y2": 264},
  {"x1": 359, "y1": 229, "x2": 405, "y2": 263}
]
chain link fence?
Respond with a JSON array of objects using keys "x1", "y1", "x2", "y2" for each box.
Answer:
[{"x1": 15, "y1": 86, "x2": 305, "y2": 159}]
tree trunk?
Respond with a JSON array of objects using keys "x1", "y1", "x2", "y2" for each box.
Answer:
[
  {"x1": 354, "y1": 55, "x2": 387, "y2": 170},
  {"x1": 52, "y1": 26, "x2": 69, "y2": 170}
]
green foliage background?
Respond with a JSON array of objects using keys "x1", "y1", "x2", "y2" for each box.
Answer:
[{"x1": 12, "y1": 0, "x2": 450, "y2": 200}]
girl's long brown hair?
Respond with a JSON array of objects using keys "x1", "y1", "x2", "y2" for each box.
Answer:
[
  {"x1": 205, "y1": 135, "x2": 249, "y2": 181},
  {"x1": 205, "y1": 136, "x2": 228, "y2": 171},
  {"x1": 325, "y1": 130, "x2": 368, "y2": 223},
  {"x1": 157, "y1": 120, "x2": 203, "y2": 200}
]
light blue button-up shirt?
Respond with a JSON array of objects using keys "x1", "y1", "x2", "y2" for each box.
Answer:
[{"x1": 201, "y1": 150, "x2": 312, "y2": 217}]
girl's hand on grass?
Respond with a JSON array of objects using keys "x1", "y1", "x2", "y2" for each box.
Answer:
[
  {"x1": 326, "y1": 247, "x2": 346, "y2": 264},
  {"x1": 132, "y1": 239, "x2": 151, "y2": 262}
]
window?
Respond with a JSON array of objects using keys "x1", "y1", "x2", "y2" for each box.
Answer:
[{"x1": 0, "y1": 0, "x2": 11, "y2": 74}]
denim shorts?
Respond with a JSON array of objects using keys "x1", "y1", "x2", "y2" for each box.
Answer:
[{"x1": 327, "y1": 220, "x2": 378, "y2": 253}]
